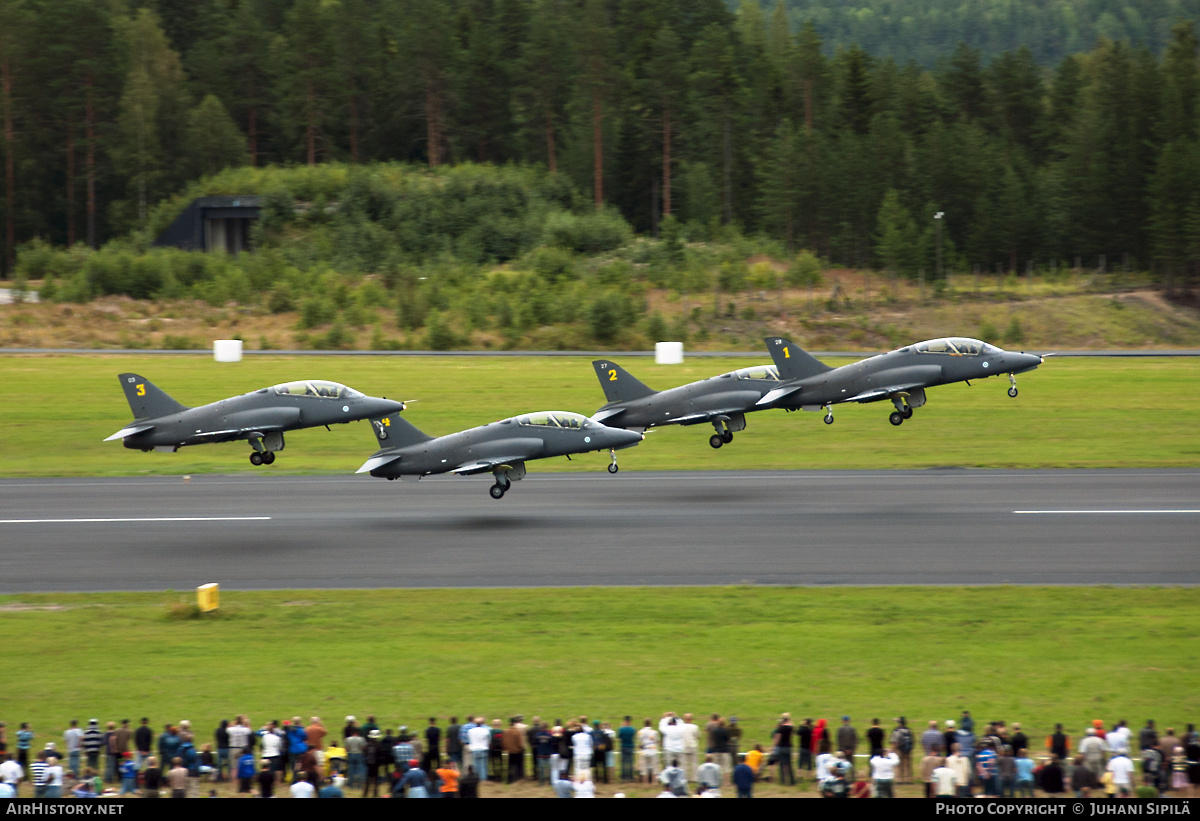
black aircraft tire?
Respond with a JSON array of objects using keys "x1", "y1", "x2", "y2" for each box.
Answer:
[
  {"x1": 489, "y1": 484, "x2": 506, "y2": 499},
  {"x1": 607, "y1": 463, "x2": 619, "y2": 474},
  {"x1": 1008, "y1": 387, "x2": 1019, "y2": 397},
  {"x1": 500, "y1": 476, "x2": 511, "y2": 490},
  {"x1": 262, "y1": 452, "x2": 276, "y2": 465},
  {"x1": 902, "y1": 407, "x2": 913, "y2": 419},
  {"x1": 824, "y1": 415, "x2": 834, "y2": 425},
  {"x1": 889, "y1": 411, "x2": 904, "y2": 426},
  {"x1": 722, "y1": 429, "x2": 734, "y2": 443},
  {"x1": 709, "y1": 434, "x2": 724, "y2": 449},
  {"x1": 249, "y1": 452, "x2": 264, "y2": 466}
]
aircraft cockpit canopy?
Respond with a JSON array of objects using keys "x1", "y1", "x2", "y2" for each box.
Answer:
[
  {"x1": 271, "y1": 380, "x2": 364, "y2": 399},
  {"x1": 732, "y1": 365, "x2": 780, "y2": 381},
  {"x1": 914, "y1": 337, "x2": 996, "y2": 356},
  {"x1": 517, "y1": 411, "x2": 590, "y2": 429}
]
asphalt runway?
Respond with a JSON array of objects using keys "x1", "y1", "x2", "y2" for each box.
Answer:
[{"x1": 1, "y1": 470, "x2": 1197, "y2": 591}]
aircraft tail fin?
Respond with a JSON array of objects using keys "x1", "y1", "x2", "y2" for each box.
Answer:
[
  {"x1": 117, "y1": 373, "x2": 188, "y2": 419},
  {"x1": 370, "y1": 411, "x2": 432, "y2": 449},
  {"x1": 592, "y1": 360, "x2": 656, "y2": 404},
  {"x1": 764, "y1": 338, "x2": 832, "y2": 381}
]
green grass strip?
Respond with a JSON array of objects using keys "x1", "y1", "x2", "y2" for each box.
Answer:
[
  {"x1": 0, "y1": 587, "x2": 1194, "y2": 745},
  {"x1": 5, "y1": 354, "x2": 1200, "y2": 476}
]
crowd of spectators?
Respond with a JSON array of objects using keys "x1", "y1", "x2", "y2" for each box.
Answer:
[{"x1": 0, "y1": 711, "x2": 1196, "y2": 799}]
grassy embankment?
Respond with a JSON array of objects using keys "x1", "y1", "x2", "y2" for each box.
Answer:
[
  {"x1": 0, "y1": 585, "x2": 1194, "y2": 799},
  {"x1": 2, "y1": 354, "x2": 1198, "y2": 477}
]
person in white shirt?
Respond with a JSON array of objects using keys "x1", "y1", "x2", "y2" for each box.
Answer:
[
  {"x1": 636, "y1": 720, "x2": 659, "y2": 783},
  {"x1": 815, "y1": 740, "x2": 836, "y2": 788},
  {"x1": 44, "y1": 757, "x2": 63, "y2": 799},
  {"x1": 0, "y1": 754, "x2": 22, "y2": 792},
  {"x1": 870, "y1": 748, "x2": 900, "y2": 797},
  {"x1": 289, "y1": 776, "x2": 315, "y2": 798},
  {"x1": 571, "y1": 724, "x2": 594, "y2": 778},
  {"x1": 661, "y1": 718, "x2": 685, "y2": 772},
  {"x1": 1107, "y1": 751, "x2": 1135, "y2": 797},
  {"x1": 467, "y1": 718, "x2": 492, "y2": 782},
  {"x1": 680, "y1": 714, "x2": 701, "y2": 780},
  {"x1": 571, "y1": 774, "x2": 595, "y2": 797},
  {"x1": 696, "y1": 754, "x2": 722, "y2": 795},
  {"x1": 932, "y1": 761, "x2": 957, "y2": 796}
]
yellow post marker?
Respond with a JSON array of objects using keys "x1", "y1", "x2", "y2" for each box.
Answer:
[{"x1": 197, "y1": 583, "x2": 219, "y2": 613}]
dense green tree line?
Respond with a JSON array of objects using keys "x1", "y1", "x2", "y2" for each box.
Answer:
[
  {"x1": 2, "y1": 0, "x2": 1200, "y2": 295},
  {"x1": 774, "y1": 0, "x2": 1200, "y2": 68}
]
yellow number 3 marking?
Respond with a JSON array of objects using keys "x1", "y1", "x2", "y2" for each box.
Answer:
[
  {"x1": 608, "y1": 369, "x2": 617, "y2": 381},
  {"x1": 136, "y1": 384, "x2": 145, "y2": 396}
]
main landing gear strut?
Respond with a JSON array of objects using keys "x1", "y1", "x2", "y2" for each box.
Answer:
[
  {"x1": 888, "y1": 396, "x2": 915, "y2": 427},
  {"x1": 249, "y1": 433, "x2": 283, "y2": 465},
  {"x1": 489, "y1": 474, "x2": 513, "y2": 499},
  {"x1": 709, "y1": 420, "x2": 735, "y2": 449}
]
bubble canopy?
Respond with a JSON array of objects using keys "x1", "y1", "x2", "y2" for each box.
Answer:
[
  {"x1": 271, "y1": 380, "x2": 364, "y2": 399},
  {"x1": 516, "y1": 411, "x2": 592, "y2": 429},
  {"x1": 911, "y1": 337, "x2": 1000, "y2": 356}
]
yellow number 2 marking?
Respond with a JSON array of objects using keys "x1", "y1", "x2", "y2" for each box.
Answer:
[
  {"x1": 136, "y1": 384, "x2": 145, "y2": 396},
  {"x1": 608, "y1": 369, "x2": 617, "y2": 381}
]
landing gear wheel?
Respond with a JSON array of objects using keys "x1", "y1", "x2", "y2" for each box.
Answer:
[
  {"x1": 824, "y1": 414, "x2": 834, "y2": 425},
  {"x1": 607, "y1": 463, "x2": 619, "y2": 474},
  {"x1": 709, "y1": 434, "x2": 724, "y2": 449},
  {"x1": 262, "y1": 451, "x2": 276, "y2": 465},
  {"x1": 721, "y1": 429, "x2": 733, "y2": 444},
  {"x1": 489, "y1": 484, "x2": 506, "y2": 499},
  {"x1": 902, "y1": 406, "x2": 913, "y2": 419},
  {"x1": 889, "y1": 411, "x2": 904, "y2": 426},
  {"x1": 249, "y1": 452, "x2": 264, "y2": 466},
  {"x1": 1008, "y1": 386, "x2": 1018, "y2": 398},
  {"x1": 499, "y1": 476, "x2": 511, "y2": 491}
]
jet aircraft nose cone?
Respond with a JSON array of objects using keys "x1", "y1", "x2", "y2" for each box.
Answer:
[
  {"x1": 377, "y1": 398, "x2": 408, "y2": 415},
  {"x1": 615, "y1": 428, "x2": 644, "y2": 447}
]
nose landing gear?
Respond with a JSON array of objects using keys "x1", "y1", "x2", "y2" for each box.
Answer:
[
  {"x1": 607, "y1": 449, "x2": 620, "y2": 474},
  {"x1": 1008, "y1": 374, "x2": 1019, "y2": 397}
]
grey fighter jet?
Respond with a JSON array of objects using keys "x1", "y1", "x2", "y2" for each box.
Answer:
[
  {"x1": 758, "y1": 336, "x2": 1045, "y2": 426},
  {"x1": 357, "y1": 410, "x2": 643, "y2": 499},
  {"x1": 591, "y1": 359, "x2": 787, "y2": 449},
  {"x1": 106, "y1": 373, "x2": 406, "y2": 465}
]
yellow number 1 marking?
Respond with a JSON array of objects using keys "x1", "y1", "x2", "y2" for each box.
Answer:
[
  {"x1": 136, "y1": 384, "x2": 145, "y2": 396},
  {"x1": 783, "y1": 348, "x2": 790, "y2": 359},
  {"x1": 608, "y1": 369, "x2": 617, "y2": 381}
]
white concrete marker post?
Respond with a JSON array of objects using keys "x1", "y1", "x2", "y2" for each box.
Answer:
[
  {"x1": 655, "y1": 341, "x2": 684, "y2": 364},
  {"x1": 213, "y1": 339, "x2": 243, "y2": 362}
]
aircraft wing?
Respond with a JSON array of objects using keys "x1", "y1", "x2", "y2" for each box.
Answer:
[
  {"x1": 356, "y1": 452, "x2": 403, "y2": 474},
  {"x1": 663, "y1": 409, "x2": 745, "y2": 426},
  {"x1": 755, "y1": 386, "x2": 804, "y2": 406},
  {"x1": 186, "y1": 424, "x2": 287, "y2": 441},
  {"x1": 450, "y1": 458, "x2": 527, "y2": 476},
  {"x1": 103, "y1": 423, "x2": 155, "y2": 442},
  {"x1": 845, "y1": 383, "x2": 926, "y2": 403},
  {"x1": 591, "y1": 407, "x2": 625, "y2": 424}
]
